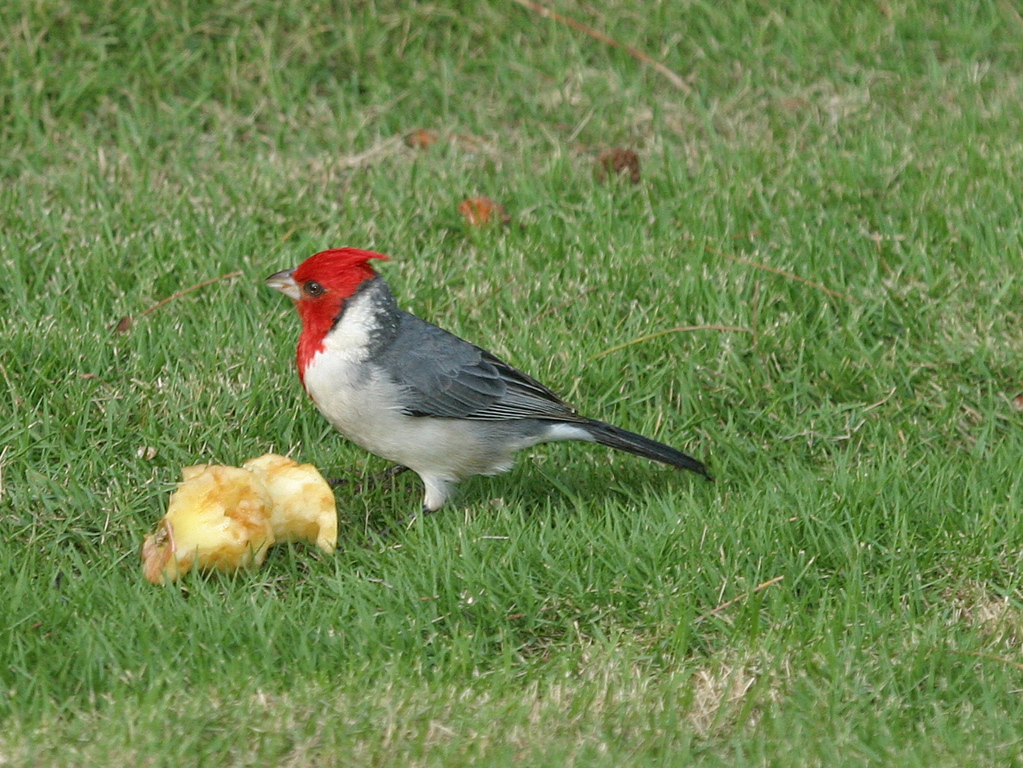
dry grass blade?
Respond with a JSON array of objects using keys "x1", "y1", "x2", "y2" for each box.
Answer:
[
  {"x1": 944, "y1": 648, "x2": 1023, "y2": 672},
  {"x1": 139, "y1": 271, "x2": 245, "y2": 318},
  {"x1": 338, "y1": 135, "x2": 405, "y2": 168},
  {"x1": 591, "y1": 325, "x2": 751, "y2": 360},
  {"x1": 707, "y1": 246, "x2": 852, "y2": 301},
  {"x1": 510, "y1": 0, "x2": 691, "y2": 94},
  {"x1": 114, "y1": 270, "x2": 244, "y2": 333},
  {"x1": 694, "y1": 576, "x2": 785, "y2": 625},
  {"x1": 0, "y1": 445, "x2": 8, "y2": 501},
  {"x1": 999, "y1": 0, "x2": 1023, "y2": 31}
]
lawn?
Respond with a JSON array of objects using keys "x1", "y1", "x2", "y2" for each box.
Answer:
[{"x1": 3, "y1": 0, "x2": 1023, "y2": 764}]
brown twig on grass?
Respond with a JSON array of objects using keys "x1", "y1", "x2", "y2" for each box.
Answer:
[
  {"x1": 114, "y1": 270, "x2": 243, "y2": 333},
  {"x1": 591, "y1": 325, "x2": 751, "y2": 361},
  {"x1": 707, "y1": 246, "x2": 852, "y2": 301},
  {"x1": 694, "y1": 576, "x2": 785, "y2": 625},
  {"x1": 510, "y1": 0, "x2": 691, "y2": 94}
]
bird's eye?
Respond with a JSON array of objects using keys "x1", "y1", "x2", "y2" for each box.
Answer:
[{"x1": 304, "y1": 281, "x2": 325, "y2": 297}]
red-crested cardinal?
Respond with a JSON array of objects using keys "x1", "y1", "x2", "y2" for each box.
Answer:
[{"x1": 266, "y1": 248, "x2": 712, "y2": 513}]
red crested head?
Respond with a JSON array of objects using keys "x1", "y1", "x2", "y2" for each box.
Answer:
[
  {"x1": 291, "y1": 248, "x2": 389, "y2": 293},
  {"x1": 266, "y1": 247, "x2": 390, "y2": 382}
]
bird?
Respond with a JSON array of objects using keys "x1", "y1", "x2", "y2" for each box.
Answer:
[{"x1": 266, "y1": 247, "x2": 712, "y2": 514}]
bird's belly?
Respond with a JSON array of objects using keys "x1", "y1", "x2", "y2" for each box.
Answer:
[{"x1": 302, "y1": 353, "x2": 527, "y2": 480}]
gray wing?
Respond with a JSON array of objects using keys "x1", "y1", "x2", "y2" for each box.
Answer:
[{"x1": 378, "y1": 311, "x2": 581, "y2": 422}]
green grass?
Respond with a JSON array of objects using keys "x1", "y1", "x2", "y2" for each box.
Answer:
[{"x1": 3, "y1": 0, "x2": 1023, "y2": 764}]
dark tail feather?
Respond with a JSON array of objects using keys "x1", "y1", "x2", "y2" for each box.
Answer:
[{"x1": 583, "y1": 420, "x2": 713, "y2": 481}]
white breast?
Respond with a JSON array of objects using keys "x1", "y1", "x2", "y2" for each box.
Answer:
[
  {"x1": 305, "y1": 346, "x2": 527, "y2": 481},
  {"x1": 301, "y1": 289, "x2": 409, "y2": 460},
  {"x1": 301, "y1": 292, "x2": 521, "y2": 481}
]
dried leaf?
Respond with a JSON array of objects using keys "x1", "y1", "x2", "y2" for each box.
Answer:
[
  {"x1": 405, "y1": 129, "x2": 438, "y2": 150},
  {"x1": 458, "y1": 197, "x2": 509, "y2": 227},
  {"x1": 596, "y1": 148, "x2": 641, "y2": 184}
]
